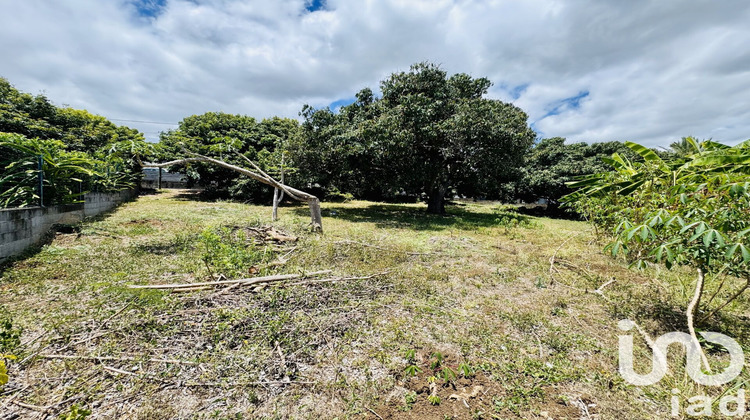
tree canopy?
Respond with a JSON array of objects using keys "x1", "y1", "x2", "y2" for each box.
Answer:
[
  {"x1": 515, "y1": 137, "x2": 636, "y2": 204},
  {"x1": 289, "y1": 62, "x2": 537, "y2": 213}
]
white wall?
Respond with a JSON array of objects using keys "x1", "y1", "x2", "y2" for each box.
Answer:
[{"x1": 0, "y1": 190, "x2": 136, "y2": 263}]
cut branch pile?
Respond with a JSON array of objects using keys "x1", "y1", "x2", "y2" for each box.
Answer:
[
  {"x1": 128, "y1": 270, "x2": 332, "y2": 292},
  {"x1": 230, "y1": 225, "x2": 298, "y2": 244}
]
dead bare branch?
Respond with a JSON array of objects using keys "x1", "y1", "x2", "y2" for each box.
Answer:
[{"x1": 127, "y1": 270, "x2": 332, "y2": 290}]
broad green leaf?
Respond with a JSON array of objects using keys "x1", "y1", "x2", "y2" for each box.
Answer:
[{"x1": 625, "y1": 141, "x2": 664, "y2": 164}]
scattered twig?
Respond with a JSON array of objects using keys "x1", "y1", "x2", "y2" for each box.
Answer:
[
  {"x1": 590, "y1": 278, "x2": 616, "y2": 300},
  {"x1": 286, "y1": 272, "x2": 390, "y2": 287},
  {"x1": 11, "y1": 400, "x2": 47, "y2": 412},
  {"x1": 183, "y1": 380, "x2": 316, "y2": 387},
  {"x1": 334, "y1": 239, "x2": 432, "y2": 256},
  {"x1": 103, "y1": 365, "x2": 138, "y2": 376},
  {"x1": 0, "y1": 385, "x2": 29, "y2": 412},
  {"x1": 127, "y1": 270, "x2": 332, "y2": 290},
  {"x1": 700, "y1": 276, "x2": 750, "y2": 322},
  {"x1": 366, "y1": 406, "x2": 384, "y2": 419},
  {"x1": 41, "y1": 354, "x2": 199, "y2": 365},
  {"x1": 548, "y1": 233, "x2": 578, "y2": 283}
]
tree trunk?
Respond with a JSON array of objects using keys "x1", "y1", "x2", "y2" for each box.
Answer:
[
  {"x1": 308, "y1": 197, "x2": 322, "y2": 231},
  {"x1": 426, "y1": 186, "x2": 446, "y2": 214},
  {"x1": 272, "y1": 188, "x2": 280, "y2": 221},
  {"x1": 688, "y1": 267, "x2": 711, "y2": 373},
  {"x1": 272, "y1": 156, "x2": 285, "y2": 222}
]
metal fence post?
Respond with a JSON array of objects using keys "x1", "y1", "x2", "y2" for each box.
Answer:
[{"x1": 38, "y1": 155, "x2": 44, "y2": 207}]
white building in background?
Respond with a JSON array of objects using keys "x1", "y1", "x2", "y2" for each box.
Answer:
[{"x1": 141, "y1": 168, "x2": 188, "y2": 189}]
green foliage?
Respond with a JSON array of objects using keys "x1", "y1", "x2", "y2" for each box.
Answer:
[
  {"x1": 0, "y1": 78, "x2": 150, "y2": 207},
  {"x1": 198, "y1": 227, "x2": 270, "y2": 278},
  {"x1": 0, "y1": 313, "x2": 22, "y2": 353},
  {"x1": 0, "y1": 314, "x2": 20, "y2": 389},
  {"x1": 440, "y1": 366, "x2": 457, "y2": 383},
  {"x1": 459, "y1": 361, "x2": 474, "y2": 378},
  {"x1": 0, "y1": 354, "x2": 17, "y2": 387},
  {"x1": 58, "y1": 404, "x2": 91, "y2": 420},
  {"x1": 0, "y1": 133, "x2": 94, "y2": 207},
  {"x1": 565, "y1": 138, "x2": 750, "y2": 314},
  {"x1": 428, "y1": 394, "x2": 442, "y2": 405},
  {"x1": 289, "y1": 62, "x2": 536, "y2": 210},
  {"x1": 429, "y1": 351, "x2": 444, "y2": 369},
  {"x1": 404, "y1": 364, "x2": 422, "y2": 378},
  {"x1": 401, "y1": 391, "x2": 417, "y2": 411},
  {"x1": 515, "y1": 137, "x2": 636, "y2": 203}
]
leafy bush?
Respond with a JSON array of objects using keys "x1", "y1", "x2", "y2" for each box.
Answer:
[
  {"x1": 198, "y1": 227, "x2": 271, "y2": 278},
  {"x1": 0, "y1": 313, "x2": 22, "y2": 353},
  {"x1": 565, "y1": 138, "x2": 750, "y2": 323},
  {"x1": 0, "y1": 133, "x2": 143, "y2": 208}
]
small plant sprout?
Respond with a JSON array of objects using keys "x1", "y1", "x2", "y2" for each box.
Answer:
[
  {"x1": 440, "y1": 366, "x2": 458, "y2": 384},
  {"x1": 404, "y1": 348, "x2": 417, "y2": 363},
  {"x1": 430, "y1": 352, "x2": 444, "y2": 369},
  {"x1": 459, "y1": 361, "x2": 475, "y2": 378},
  {"x1": 428, "y1": 395, "x2": 442, "y2": 405},
  {"x1": 400, "y1": 391, "x2": 417, "y2": 411},
  {"x1": 404, "y1": 364, "x2": 422, "y2": 378}
]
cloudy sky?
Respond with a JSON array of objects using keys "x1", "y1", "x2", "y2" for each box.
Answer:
[{"x1": 1, "y1": 0, "x2": 749, "y2": 147}]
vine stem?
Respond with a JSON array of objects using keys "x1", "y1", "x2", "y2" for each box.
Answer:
[{"x1": 688, "y1": 267, "x2": 711, "y2": 373}]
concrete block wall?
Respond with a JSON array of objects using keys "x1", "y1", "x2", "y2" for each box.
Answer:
[{"x1": 0, "y1": 189, "x2": 136, "y2": 263}]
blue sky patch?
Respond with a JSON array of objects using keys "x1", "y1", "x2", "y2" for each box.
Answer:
[
  {"x1": 541, "y1": 90, "x2": 590, "y2": 118},
  {"x1": 131, "y1": 0, "x2": 167, "y2": 18},
  {"x1": 531, "y1": 90, "x2": 590, "y2": 137},
  {"x1": 305, "y1": 0, "x2": 326, "y2": 13},
  {"x1": 508, "y1": 83, "x2": 529, "y2": 100},
  {"x1": 329, "y1": 97, "x2": 356, "y2": 112}
]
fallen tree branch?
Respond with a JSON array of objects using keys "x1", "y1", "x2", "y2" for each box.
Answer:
[
  {"x1": 40, "y1": 354, "x2": 199, "y2": 365},
  {"x1": 142, "y1": 150, "x2": 323, "y2": 231},
  {"x1": 286, "y1": 271, "x2": 390, "y2": 287},
  {"x1": 127, "y1": 270, "x2": 332, "y2": 290}
]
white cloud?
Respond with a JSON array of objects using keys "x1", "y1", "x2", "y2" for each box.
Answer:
[{"x1": 1, "y1": 0, "x2": 749, "y2": 146}]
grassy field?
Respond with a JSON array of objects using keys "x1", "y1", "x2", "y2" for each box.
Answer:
[{"x1": 1, "y1": 190, "x2": 749, "y2": 419}]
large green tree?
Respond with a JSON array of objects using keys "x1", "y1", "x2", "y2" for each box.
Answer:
[{"x1": 291, "y1": 62, "x2": 536, "y2": 213}]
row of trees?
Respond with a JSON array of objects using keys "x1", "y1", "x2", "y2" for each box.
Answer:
[
  {"x1": 160, "y1": 63, "x2": 697, "y2": 213},
  {"x1": 159, "y1": 63, "x2": 539, "y2": 213},
  {"x1": 1, "y1": 64, "x2": 699, "y2": 213},
  {"x1": 0, "y1": 78, "x2": 149, "y2": 207}
]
